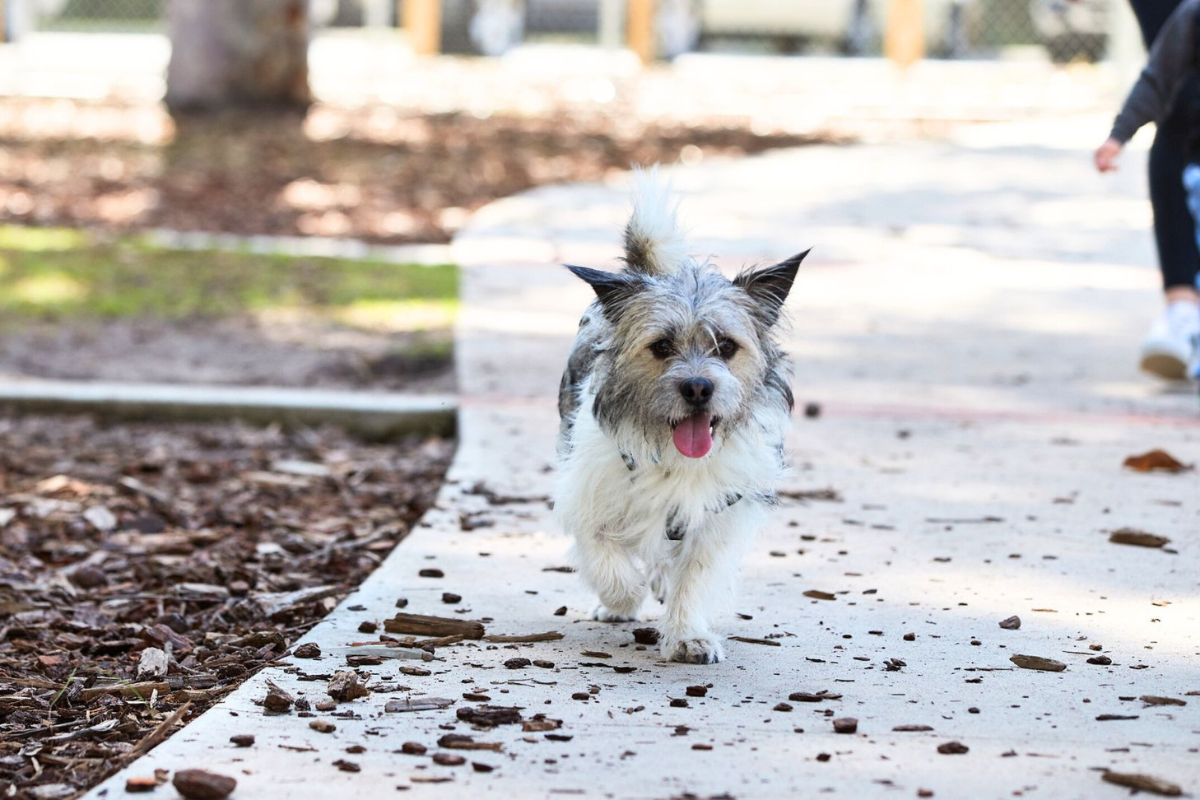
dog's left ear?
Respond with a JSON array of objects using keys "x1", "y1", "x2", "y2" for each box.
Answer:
[
  {"x1": 566, "y1": 265, "x2": 644, "y2": 321},
  {"x1": 734, "y1": 249, "x2": 809, "y2": 327}
]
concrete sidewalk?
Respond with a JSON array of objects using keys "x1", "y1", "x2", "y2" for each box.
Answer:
[{"x1": 87, "y1": 127, "x2": 1200, "y2": 799}]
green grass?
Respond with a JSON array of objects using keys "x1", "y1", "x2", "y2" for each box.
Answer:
[{"x1": 0, "y1": 225, "x2": 457, "y2": 330}]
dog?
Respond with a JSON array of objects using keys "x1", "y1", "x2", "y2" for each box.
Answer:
[{"x1": 555, "y1": 168, "x2": 806, "y2": 664}]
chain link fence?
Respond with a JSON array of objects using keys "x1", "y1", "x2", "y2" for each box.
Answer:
[{"x1": 11, "y1": 0, "x2": 1116, "y2": 62}]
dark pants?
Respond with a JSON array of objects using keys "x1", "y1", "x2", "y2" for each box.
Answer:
[{"x1": 1129, "y1": 0, "x2": 1200, "y2": 290}]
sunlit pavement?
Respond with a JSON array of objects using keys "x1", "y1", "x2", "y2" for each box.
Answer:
[{"x1": 85, "y1": 123, "x2": 1200, "y2": 797}]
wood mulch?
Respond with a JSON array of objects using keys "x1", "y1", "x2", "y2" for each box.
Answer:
[{"x1": 0, "y1": 412, "x2": 453, "y2": 800}]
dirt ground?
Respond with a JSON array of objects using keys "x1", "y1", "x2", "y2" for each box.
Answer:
[
  {"x1": 0, "y1": 413, "x2": 453, "y2": 800},
  {"x1": 0, "y1": 98, "x2": 830, "y2": 245}
]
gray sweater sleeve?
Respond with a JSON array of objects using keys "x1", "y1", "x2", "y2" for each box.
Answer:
[{"x1": 1110, "y1": 0, "x2": 1199, "y2": 143}]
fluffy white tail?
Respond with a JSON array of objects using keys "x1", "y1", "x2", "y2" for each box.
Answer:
[{"x1": 623, "y1": 166, "x2": 690, "y2": 276}]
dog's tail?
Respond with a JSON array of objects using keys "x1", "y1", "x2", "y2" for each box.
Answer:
[{"x1": 622, "y1": 166, "x2": 689, "y2": 276}]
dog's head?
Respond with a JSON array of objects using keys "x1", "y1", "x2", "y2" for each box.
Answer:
[{"x1": 568, "y1": 251, "x2": 805, "y2": 459}]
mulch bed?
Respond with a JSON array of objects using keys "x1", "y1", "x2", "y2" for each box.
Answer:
[
  {"x1": 0, "y1": 98, "x2": 828, "y2": 244},
  {"x1": 0, "y1": 412, "x2": 453, "y2": 800}
]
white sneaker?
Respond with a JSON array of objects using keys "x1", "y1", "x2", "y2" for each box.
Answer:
[{"x1": 1140, "y1": 301, "x2": 1200, "y2": 380}]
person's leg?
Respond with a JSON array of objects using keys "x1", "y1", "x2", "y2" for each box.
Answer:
[
  {"x1": 1126, "y1": 1, "x2": 1200, "y2": 378},
  {"x1": 1149, "y1": 107, "x2": 1200, "y2": 294}
]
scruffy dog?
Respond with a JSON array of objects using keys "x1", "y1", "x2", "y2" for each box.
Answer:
[{"x1": 555, "y1": 169, "x2": 806, "y2": 664}]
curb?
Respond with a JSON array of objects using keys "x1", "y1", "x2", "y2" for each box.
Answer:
[{"x1": 0, "y1": 380, "x2": 456, "y2": 439}]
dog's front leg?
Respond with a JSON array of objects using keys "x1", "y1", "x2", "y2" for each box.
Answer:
[
  {"x1": 658, "y1": 529, "x2": 736, "y2": 664},
  {"x1": 574, "y1": 529, "x2": 647, "y2": 622}
]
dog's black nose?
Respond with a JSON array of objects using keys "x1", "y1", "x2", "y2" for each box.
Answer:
[{"x1": 679, "y1": 378, "x2": 714, "y2": 406}]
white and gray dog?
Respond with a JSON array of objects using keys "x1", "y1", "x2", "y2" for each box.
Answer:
[{"x1": 555, "y1": 169, "x2": 806, "y2": 664}]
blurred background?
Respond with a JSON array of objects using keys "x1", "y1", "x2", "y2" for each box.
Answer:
[{"x1": 0, "y1": 0, "x2": 1147, "y2": 395}]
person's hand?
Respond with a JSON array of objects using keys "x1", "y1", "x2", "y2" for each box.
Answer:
[{"x1": 1095, "y1": 138, "x2": 1123, "y2": 172}]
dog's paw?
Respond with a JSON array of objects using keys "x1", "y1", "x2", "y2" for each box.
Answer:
[
  {"x1": 661, "y1": 633, "x2": 724, "y2": 664},
  {"x1": 592, "y1": 604, "x2": 638, "y2": 623}
]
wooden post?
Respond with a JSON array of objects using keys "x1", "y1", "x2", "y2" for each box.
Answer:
[
  {"x1": 404, "y1": 0, "x2": 442, "y2": 56},
  {"x1": 627, "y1": 0, "x2": 655, "y2": 64},
  {"x1": 885, "y1": 0, "x2": 925, "y2": 68}
]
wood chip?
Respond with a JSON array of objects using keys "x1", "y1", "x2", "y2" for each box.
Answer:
[
  {"x1": 432, "y1": 753, "x2": 467, "y2": 767},
  {"x1": 293, "y1": 643, "x2": 321, "y2": 659},
  {"x1": 125, "y1": 777, "x2": 159, "y2": 793},
  {"x1": 384, "y1": 613, "x2": 485, "y2": 639},
  {"x1": 803, "y1": 590, "x2": 837, "y2": 601},
  {"x1": 1109, "y1": 529, "x2": 1170, "y2": 548},
  {"x1": 632, "y1": 628, "x2": 659, "y2": 645},
  {"x1": 893, "y1": 725, "x2": 934, "y2": 732},
  {"x1": 729, "y1": 636, "x2": 781, "y2": 647},
  {"x1": 1009, "y1": 654, "x2": 1066, "y2": 672},
  {"x1": 385, "y1": 697, "x2": 455, "y2": 713},
  {"x1": 1102, "y1": 771, "x2": 1183, "y2": 796},
  {"x1": 438, "y1": 734, "x2": 503, "y2": 752},
  {"x1": 937, "y1": 741, "x2": 969, "y2": 755},
  {"x1": 789, "y1": 691, "x2": 842, "y2": 703},
  {"x1": 1141, "y1": 695, "x2": 1186, "y2": 707},
  {"x1": 483, "y1": 632, "x2": 564, "y2": 643},
  {"x1": 309, "y1": 719, "x2": 336, "y2": 733},
  {"x1": 327, "y1": 671, "x2": 369, "y2": 702},
  {"x1": 456, "y1": 706, "x2": 523, "y2": 727},
  {"x1": 832, "y1": 717, "x2": 857, "y2": 734},
  {"x1": 1123, "y1": 450, "x2": 1191, "y2": 473},
  {"x1": 172, "y1": 770, "x2": 237, "y2": 800}
]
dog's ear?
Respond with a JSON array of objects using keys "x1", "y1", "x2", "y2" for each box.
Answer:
[
  {"x1": 566, "y1": 265, "x2": 644, "y2": 321},
  {"x1": 734, "y1": 249, "x2": 808, "y2": 327}
]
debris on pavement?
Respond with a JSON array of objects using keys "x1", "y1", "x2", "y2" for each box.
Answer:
[
  {"x1": 1109, "y1": 529, "x2": 1171, "y2": 548},
  {"x1": 1101, "y1": 770, "x2": 1183, "y2": 796},
  {"x1": 1122, "y1": 450, "x2": 1191, "y2": 473},
  {"x1": 1010, "y1": 655, "x2": 1067, "y2": 672},
  {"x1": 172, "y1": 769, "x2": 237, "y2": 800}
]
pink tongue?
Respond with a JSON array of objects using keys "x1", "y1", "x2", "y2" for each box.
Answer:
[{"x1": 673, "y1": 413, "x2": 713, "y2": 458}]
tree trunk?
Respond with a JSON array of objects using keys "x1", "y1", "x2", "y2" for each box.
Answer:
[{"x1": 166, "y1": 0, "x2": 312, "y2": 112}]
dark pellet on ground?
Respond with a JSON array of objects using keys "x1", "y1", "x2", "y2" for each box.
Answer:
[
  {"x1": 442, "y1": 592, "x2": 462, "y2": 604},
  {"x1": 400, "y1": 742, "x2": 427, "y2": 755},
  {"x1": 804, "y1": 402, "x2": 822, "y2": 419},
  {"x1": 686, "y1": 685, "x2": 708, "y2": 697},
  {"x1": 632, "y1": 628, "x2": 660, "y2": 645},
  {"x1": 1088, "y1": 655, "x2": 1112, "y2": 665},
  {"x1": 230, "y1": 734, "x2": 255, "y2": 747},
  {"x1": 937, "y1": 741, "x2": 969, "y2": 755},
  {"x1": 816, "y1": 753, "x2": 831, "y2": 762},
  {"x1": 999, "y1": 616, "x2": 1021, "y2": 630},
  {"x1": 670, "y1": 698, "x2": 689, "y2": 708},
  {"x1": 419, "y1": 569, "x2": 444, "y2": 578},
  {"x1": 503, "y1": 658, "x2": 531, "y2": 669},
  {"x1": 554, "y1": 606, "x2": 567, "y2": 616},
  {"x1": 571, "y1": 692, "x2": 590, "y2": 701},
  {"x1": 293, "y1": 643, "x2": 321, "y2": 659},
  {"x1": 774, "y1": 703, "x2": 793, "y2": 712},
  {"x1": 358, "y1": 621, "x2": 377, "y2": 634},
  {"x1": 903, "y1": 632, "x2": 916, "y2": 641},
  {"x1": 395, "y1": 598, "x2": 409, "y2": 608},
  {"x1": 832, "y1": 718, "x2": 857, "y2": 734}
]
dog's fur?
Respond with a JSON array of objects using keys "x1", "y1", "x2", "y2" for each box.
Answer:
[{"x1": 555, "y1": 168, "x2": 806, "y2": 664}]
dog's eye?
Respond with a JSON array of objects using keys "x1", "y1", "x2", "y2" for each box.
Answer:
[
  {"x1": 649, "y1": 339, "x2": 674, "y2": 359},
  {"x1": 717, "y1": 338, "x2": 739, "y2": 359}
]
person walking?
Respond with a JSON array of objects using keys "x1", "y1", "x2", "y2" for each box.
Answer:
[{"x1": 1096, "y1": 0, "x2": 1200, "y2": 381}]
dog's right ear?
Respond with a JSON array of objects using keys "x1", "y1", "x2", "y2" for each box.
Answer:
[{"x1": 566, "y1": 265, "x2": 643, "y2": 321}]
